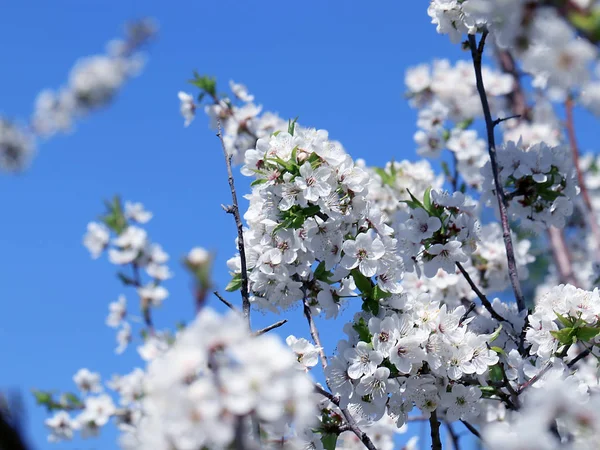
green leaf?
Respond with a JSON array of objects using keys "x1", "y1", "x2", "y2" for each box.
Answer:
[
  {"x1": 288, "y1": 116, "x2": 299, "y2": 136},
  {"x1": 456, "y1": 118, "x2": 474, "y2": 130},
  {"x1": 372, "y1": 285, "x2": 391, "y2": 300},
  {"x1": 550, "y1": 327, "x2": 576, "y2": 345},
  {"x1": 374, "y1": 167, "x2": 395, "y2": 187},
  {"x1": 188, "y1": 73, "x2": 217, "y2": 97},
  {"x1": 321, "y1": 433, "x2": 338, "y2": 450},
  {"x1": 250, "y1": 178, "x2": 268, "y2": 186},
  {"x1": 362, "y1": 297, "x2": 379, "y2": 315},
  {"x1": 225, "y1": 273, "x2": 242, "y2": 292},
  {"x1": 351, "y1": 269, "x2": 373, "y2": 297},
  {"x1": 352, "y1": 317, "x2": 372, "y2": 343},
  {"x1": 489, "y1": 364, "x2": 503, "y2": 383},
  {"x1": 314, "y1": 261, "x2": 333, "y2": 283},
  {"x1": 406, "y1": 189, "x2": 425, "y2": 211},
  {"x1": 490, "y1": 346, "x2": 506, "y2": 356},
  {"x1": 488, "y1": 324, "x2": 503, "y2": 343},
  {"x1": 554, "y1": 312, "x2": 573, "y2": 328},
  {"x1": 423, "y1": 186, "x2": 432, "y2": 213},
  {"x1": 575, "y1": 326, "x2": 600, "y2": 343},
  {"x1": 32, "y1": 390, "x2": 52, "y2": 406}
]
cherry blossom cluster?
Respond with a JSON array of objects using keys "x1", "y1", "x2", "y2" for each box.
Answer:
[
  {"x1": 396, "y1": 189, "x2": 480, "y2": 278},
  {"x1": 428, "y1": 1, "x2": 599, "y2": 100},
  {"x1": 325, "y1": 291, "x2": 499, "y2": 429},
  {"x1": 526, "y1": 284, "x2": 600, "y2": 360},
  {"x1": 480, "y1": 140, "x2": 579, "y2": 231},
  {"x1": 33, "y1": 19, "x2": 155, "y2": 137},
  {"x1": 405, "y1": 59, "x2": 513, "y2": 189},
  {"x1": 484, "y1": 375, "x2": 600, "y2": 449},
  {"x1": 406, "y1": 59, "x2": 512, "y2": 125},
  {"x1": 119, "y1": 308, "x2": 318, "y2": 450},
  {"x1": 0, "y1": 119, "x2": 35, "y2": 173},
  {"x1": 0, "y1": 19, "x2": 154, "y2": 174},
  {"x1": 179, "y1": 78, "x2": 287, "y2": 163},
  {"x1": 83, "y1": 199, "x2": 170, "y2": 352},
  {"x1": 225, "y1": 126, "x2": 404, "y2": 315}
]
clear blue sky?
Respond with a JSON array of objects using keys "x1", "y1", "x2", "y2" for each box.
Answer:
[{"x1": 1, "y1": 2, "x2": 597, "y2": 449}]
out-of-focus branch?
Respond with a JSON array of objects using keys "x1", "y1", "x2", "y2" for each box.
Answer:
[
  {"x1": 565, "y1": 95, "x2": 600, "y2": 261},
  {"x1": 429, "y1": 410, "x2": 442, "y2": 450},
  {"x1": 468, "y1": 31, "x2": 526, "y2": 312},
  {"x1": 495, "y1": 47, "x2": 580, "y2": 287}
]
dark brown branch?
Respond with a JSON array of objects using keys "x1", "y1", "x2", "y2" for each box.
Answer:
[
  {"x1": 468, "y1": 32, "x2": 526, "y2": 312},
  {"x1": 460, "y1": 420, "x2": 481, "y2": 439},
  {"x1": 253, "y1": 319, "x2": 287, "y2": 336},
  {"x1": 446, "y1": 422, "x2": 461, "y2": 450},
  {"x1": 456, "y1": 262, "x2": 507, "y2": 323},
  {"x1": 216, "y1": 120, "x2": 251, "y2": 326},
  {"x1": 213, "y1": 291, "x2": 237, "y2": 311},
  {"x1": 429, "y1": 410, "x2": 442, "y2": 450}
]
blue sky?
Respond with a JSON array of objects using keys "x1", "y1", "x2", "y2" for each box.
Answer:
[{"x1": 2, "y1": 1, "x2": 596, "y2": 449}]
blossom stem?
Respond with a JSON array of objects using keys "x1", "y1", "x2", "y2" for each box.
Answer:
[
  {"x1": 455, "y1": 262, "x2": 507, "y2": 323},
  {"x1": 460, "y1": 420, "x2": 481, "y2": 439},
  {"x1": 213, "y1": 291, "x2": 237, "y2": 311},
  {"x1": 429, "y1": 410, "x2": 442, "y2": 450},
  {"x1": 468, "y1": 31, "x2": 526, "y2": 312},
  {"x1": 445, "y1": 422, "x2": 461, "y2": 450},
  {"x1": 253, "y1": 319, "x2": 288, "y2": 336},
  {"x1": 303, "y1": 298, "x2": 329, "y2": 370},
  {"x1": 216, "y1": 120, "x2": 251, "y2": 326},
  {"x1": 565, "y1": 95, "x2": 600, "y2": 260}
]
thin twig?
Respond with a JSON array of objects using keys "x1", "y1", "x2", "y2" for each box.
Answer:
[
  {"x1": 216, "y1": 120, "x2": 251, "y2": 326},
  {"x1": 492, "y1": 114, "x2": 521, "y2": 127},
  {"x1": 456, "y1": 262, "x2": 507, "y2": 323},
  {"x1": 429, "y1": 410, "x2": 442, "y2": 450},
  {"x1": 213, "y1": 291, "x2": 237, "y2": 311},
  {"x1": 253, "y1": 319, "x2": 288, "y2": 336},
  {"x1": 460, "y1": 420, "x2": 481, "y2": 439},
  {"x1": 303, "y1": 298, "x2": 329, "y2": 370},
  {"x1": 446, "y1": 422, "x2": 461, "y2": 450},
  {"x1": 565, "y1": 95, "x2": 600, "y2": 260},
  {"x1": 313, "y1": 384, "x2": 379, "y2": 450},
  {"x1": 468, "y1": 31, "x2": 526, "y2": 312},
  {"x1": 459, "y1": 301, "x2": 477, "y2": 326},
  {"x1": 314, "y1": 384, "x2": 339, "y2": 404},
  {"x1": 567, "y1": 347, "x2": 592, "y2": 367}
]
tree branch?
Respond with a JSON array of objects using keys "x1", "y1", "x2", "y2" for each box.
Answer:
[
  {"x1": 429, "y1": 410, "x2": 442, "y2": 450},
  {"x1": 456, "y1": 262, "x2": 507, "y2": 323},
  {"x1": 460, "y1": 420, "x2": 481, "y2": 439},
  {"x1": 495, "y1": 47, "x2": 579, "y2": 289},
  {"x1": 303, "y1": 298, "x2": 329, "y2": 371},
  {"x1": 468, "y1": 31, "x2": 526, "y2": 312},
  {"x1": 213, "y1": 291, "x2": 237, "y2": 311},
  {"x1": 253, "y1": 319, "x2": 287, "y2": 336},
  {"x1": 446, "y1": 421, "x2": 461, "y2": 450},
  {"x1": 304, "y1": 299, "x2": 378, "y2": 450},
  {"x1": 216, "y1": 120, "x2": 251, "y2": 326},
  {"x1": 565, "y1": 95, "x2": 600, "y2": 261}
]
